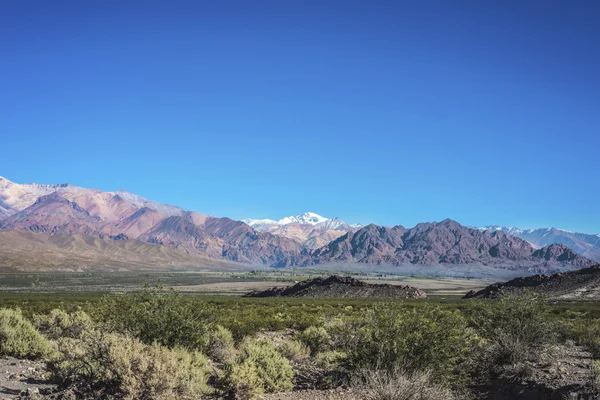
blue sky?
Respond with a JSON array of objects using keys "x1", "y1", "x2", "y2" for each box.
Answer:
[{"x1": 1, "y1": 0, "x2": 599, "y2": 232}]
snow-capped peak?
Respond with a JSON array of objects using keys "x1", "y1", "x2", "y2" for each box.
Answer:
[
  {"x1": 277, "y1": 212, "x2": 328, "y2": 225},
  {"x1": 244, "y1": 212, "x2": 328, "y2": 227},
  {"x1": 243, "y1": 212, "x2": 364, "y2": 230},
  {"x1": 478, "y1": 225, "x2": 525, "y2": 235}
]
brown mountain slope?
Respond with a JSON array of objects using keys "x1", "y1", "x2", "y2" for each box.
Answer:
[
  {"x1": 0, "y1": 230, "x2": 238, "y2": 271},
  {"x1": 463, "y1": 264, "x2": 600, "y2": 300}
]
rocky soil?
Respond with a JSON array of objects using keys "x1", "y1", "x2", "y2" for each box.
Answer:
[
  {"x1": 244, "y1": 275, "x2": 427, "y2": 299},
  {"x1": 2, "y1": 343, "x2": 599, "y2": 399},
  {"x1": 0, "y1": 357, "x2": 55, "y2": 400},
  {"x1": 474, "y1": 343, "x2": 598, "y2": 399}
]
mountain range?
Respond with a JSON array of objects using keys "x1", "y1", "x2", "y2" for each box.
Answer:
[
  {"x1": 0, "y1": 176, "x2": 596, "y2": 276},
  {"x1": 479, "y1": 226, "x2": 600, "y2": 262}
]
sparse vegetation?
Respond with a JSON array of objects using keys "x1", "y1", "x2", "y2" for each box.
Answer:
[
  {"x1": 1, "y1": 285, "x2": 600, "y2": 399},
  {"x1": 352, "y1": 369, "x2": 457, "y2": 400},
  {"x1": 49, "y1": 330, "x2": 211, "y2": 399}
]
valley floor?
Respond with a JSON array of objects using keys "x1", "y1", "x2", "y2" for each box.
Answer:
[{"x1": 0, "y1": 270, "x2": 489, "y2": 297}]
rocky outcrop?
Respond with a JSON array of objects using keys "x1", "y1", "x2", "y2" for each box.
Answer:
[
  {"x1": 244, "y1": 275, "x2": 427, "y2": 299},
  {"x1": 463, "y1": 264, "x2": 600, "y2": 299}
]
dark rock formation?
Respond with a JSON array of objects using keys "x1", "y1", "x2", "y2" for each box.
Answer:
[
  {"x1": 463, "y1": 264, "x2": 600, "y2": 299},
  {"x1": 244, "y1": 275, "x2": 427, "y2": 299}
]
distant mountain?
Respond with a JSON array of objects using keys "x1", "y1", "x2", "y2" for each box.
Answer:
[
  {"x1": 243, "y1": 212, "x2": 362, "y2": 249},
  {"x1": 0, "y1": 230, "x2": 237, "y2": 271},
  {"x1": 0, "y1": 177, "x2": 594, "y2": 276},
  {"x1": 463, "y1": 264, "x2": 600, "y2": 300},
  {"x1": 279, "y1": 220, "x2": 595, "y2": 274},
  {"x1": 0, "y1": 176, "x2": 300, "y2": 266},
  {"x1": 479, "y1": 225, "x2": 600, "y2": 262}
]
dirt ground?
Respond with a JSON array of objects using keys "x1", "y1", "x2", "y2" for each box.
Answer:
[{"x1": 0, "y1": 357, "x2": 54, "y2": 399}]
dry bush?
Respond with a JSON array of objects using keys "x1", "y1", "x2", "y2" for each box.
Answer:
[
  {"x1": 297, "y1": 326, "x2": 332, "y2": 355},
  {"x1": 206, "y1": 325, "x2": 237, "y2": 364},
  {"x1": 0, "y1": 308, "x2": 52, "y2": 359},
  {"x1": 49, "y1": 330, "x2": 211, "y2": 400},
  {"x1": 224, "y1": 337, "x2": 294, "y2": 399},
  {"x1": 34, "y1": 309, "x2": 94, "y2": 340},
  {"x1": 278, "y1": 339, "x2": 310, "y2": 362},
  {"x1": 352, "y1": 369, "x2": 456, "y2": 400},
  {"x1": 315, "y1": 350, "x2": 347, "y2": 369}
]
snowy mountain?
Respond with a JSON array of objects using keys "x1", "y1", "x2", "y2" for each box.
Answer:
[
  {"x1": 479, "y1": 225, "x2": 600, "y2": 262},
  {"x1": 243, "y1": 212, "x2": 362, "y2": 249},
  {"x1": 244, "y1": 212, "x2": 330, "y2": 227},
  {"x1": 0, "y1": 176, "x2": 185, "y2": 220}
]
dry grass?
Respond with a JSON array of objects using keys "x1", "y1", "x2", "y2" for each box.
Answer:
[{"x1": 352, "y1": 369, "x2": 456, "y2": 400}]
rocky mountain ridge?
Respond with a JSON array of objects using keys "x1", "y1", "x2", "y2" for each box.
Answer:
[{"x1": 277, "y1": 220, "x2": 595, "y2": 274}]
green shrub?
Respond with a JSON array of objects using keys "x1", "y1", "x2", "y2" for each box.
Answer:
[
  {"x1": 224, "y1": 338, "x2": 294, "y2": 399},
  {"x1": 97, "y1": 284, "x2": 213, "y2": 351},
  {"x1": 297, "y1": 326, "x2": 332, "y2": 355},
  {"x1": 0, "y1": 308, "x2": 52, "y2": 359},
  {"x1": 49, "y1": 330, "x2": 211, "y2": 400},
  {"x1": 566, "y1": 318, "x2": 600, "y2": 357},
  {"x1": 470, "y1": 294, "x2": 556, "y2": 372},
  {"x1": 225, "y1": 359, "x2": 264, "y2": 400},
  {"x1": 315, "y1": 350, "x2": 347, "y2": 369},
  {"x1": 349, "y1": 305, "x2": 478, "y2": 386},
  {"x1": 34, "y1": 308, "x2": 94, "y2": 340},
  {"x1": 278, "y1": 339, "x2": 310, "y2": 362},
  {"x1": 206, "y1": 325, "x2": 236, "y2": 363}
]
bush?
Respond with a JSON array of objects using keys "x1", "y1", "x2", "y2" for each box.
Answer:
[
  {"x1": 352, "y1": 369, "x2": 456, "y2": 400},
  {"x1": 315, "y1": 350, "x2": 347, "y2": 369},
  {"x1": 224, "y1": 338, "x2": 294, "y2": 399},
  {"x1": 97, "y1": 284, "x2": 213, "y2": 351},
  {"x1": 470, "y1": 294, "x2": 556, "y2": 373},
  {"x1": 206, "y1": 325, "x2": 236, "y2": 363},
  {"x1": 567, "y1": 318, "x2": 600, "y2": 357},
  {"x1": 297, "y1": 326, "x2": 332, "y2": 355},
  {"x1": 0, "y1": 308, "x2": 52, "y2": 359},
  {"x1": 49, "y1": 330, "x2": 211, "y2": 399},
  {"x1": 34, "y1": 309, "x2": 94, "y2": 340},
  {"x1": 349, "y1": 305, "x2": 478, "y2": 386},
  {"x1": 278, "y1": 339, "x2": 310, "y2": 362}
]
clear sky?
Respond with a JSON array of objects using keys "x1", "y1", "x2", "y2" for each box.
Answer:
[{"x1": 1, "y1": 0, "x2": 599, "y2": 233}]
